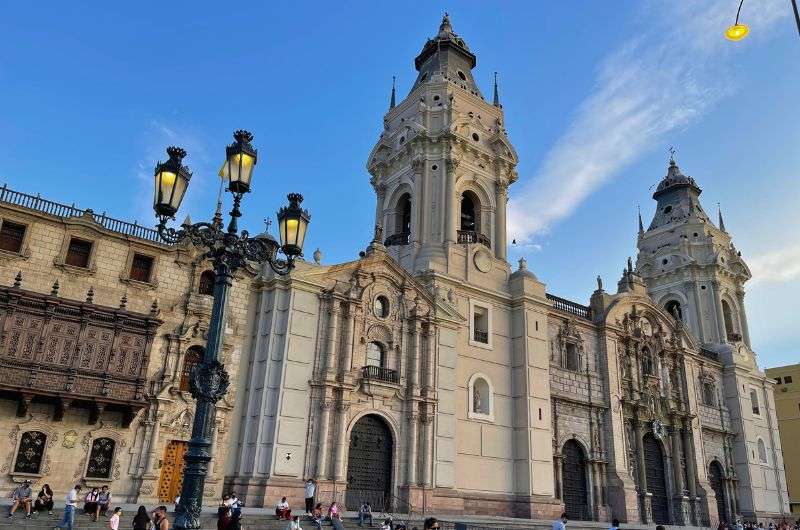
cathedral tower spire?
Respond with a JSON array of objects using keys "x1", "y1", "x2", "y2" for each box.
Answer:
[
  {"x1": 493, "y1": 72, "x2": 501, "y2": 107},
  {"x1": 389, "y1": 76, "x2": 396, "y2": 109},
  {"x1": 367, "y1": 15, "x2": 519, "y2": 281}
]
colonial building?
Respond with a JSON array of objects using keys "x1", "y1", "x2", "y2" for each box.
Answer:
[
  {"x1": 764, "y1": 364, "x2": 800, "y2": 514},
  {"x1": 224, "y1": 15, "x2": 789, "y2": 526},
  {"x1": 0, "y1": 186, "x2": 255, "y2": 505},
  {"x1": 0, "y1": 14, "x2": 789, "y2": 527}
]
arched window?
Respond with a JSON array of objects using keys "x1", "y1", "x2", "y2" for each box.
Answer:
[
  {"x1": 366, "y1": 342, "x2": 385, "y2": 368},
  {"x1": 665, "y1": 300, "x2": 683, "y2": 321},
  {"x1": 757, "y1": 439, "x2": 768, "y2": 464},
  {"x1": 14, "y1": 431, "x2": 46, "y2": 474},
  {"x1": 641, "y1": 347, "x2": 654, "y2": 376},
  {"x1": 460, "y1": 192, "x2": 477, "y2": 232},
  {"x1": 722, "y1": 299, "x2": 735, "y2": 338},
  {"x1": 468, "y1": 373, "x2": 493, "y2": 420},
  {"x1": 86, "y1": 437, "x2": 116, "y2": 478},
  {"x1": 198, "y1": 270, "x2": 215, "y2": 296},
  {"x1": 373, "y1": 296, "x2": 389, "y2": 318},
  {"x1": 396, "y1": 194, "x2": 411, "y2": 236},
  {"x1": 703, "y1": 382, "x2": 717, "y2": 407},
  {"x1": 565, "y1": 343, "x2": 581, "y2": 372},
  {"x1": 180, "y1": 346, "x2": 204, "y2": 392}
]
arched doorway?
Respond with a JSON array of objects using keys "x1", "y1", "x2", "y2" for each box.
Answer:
[
  {"x1": 345, "y1": 415, "x2": 393, "y2": 511},
  {"x1": 643, "y1": 433, "x2": 669, "y2": 524},
  {"x1": 708, "y1": 460, "x2": 728, "y2": 523},
  {"x1": 562, "y1": 439, "x2": 589, "y2": 520}
]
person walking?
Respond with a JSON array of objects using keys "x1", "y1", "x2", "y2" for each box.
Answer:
[
  {"x1": 610, "y1": 518, "x2": 620, "y2": 530},
  {"x1": 304, "y1": 479, "x2": 316, "y2": 515},
  {"x1": 55, "y1": 484, "x2": 82, "y2": 530},
  {"x1": 423, "y1": 518, "x2": 440, "y2": 530},
  {"x1": 108, "y1": 507, "x2": 122, "y2": 530},
  {"x1": 132, "y1": 506, "x2": 151, "y2": 530}
]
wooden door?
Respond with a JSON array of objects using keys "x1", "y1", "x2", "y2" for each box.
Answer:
[{"x1": 157, "y1": 440, "x2": 187, "y2": 502}]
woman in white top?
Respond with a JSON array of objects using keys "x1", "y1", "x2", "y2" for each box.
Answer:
[
  {"x1": 286, "y1": 515, "x2": 302, "y2": 530},
  {"x1": 275, "y1": 497, "x2": 291, "y2": 520}
]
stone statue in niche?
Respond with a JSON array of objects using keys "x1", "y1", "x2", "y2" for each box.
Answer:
[{"x1": 473, "y1": 387, "x2": 482, "y2": 413}]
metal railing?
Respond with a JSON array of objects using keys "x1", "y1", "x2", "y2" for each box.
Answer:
[
  {"x1": 0, "y1": 184, "x2": 164, "y2": 243},
  {"x1": 546, "y1": 293, "x2": 591, "y2": 319},
  {"x1": 473, "y1": 330, "x2": 488, "y2": 343},
  {"x1": 362, "y1": 365, "x2": 399, "y2": 384},
  {"x1": 384, "y1": 232, "x2": 410, "y2": 247},
  {"x1": 457, "y1": 230, "x2": 491, "y2": 248}
]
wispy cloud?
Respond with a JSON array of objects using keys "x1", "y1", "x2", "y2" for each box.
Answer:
[
  {"x1": 748, "y1": 244, "x2": 800, "y2": 284},
  {"x1": 507, "y1": 0, "x2": 788, "y2": 243}
]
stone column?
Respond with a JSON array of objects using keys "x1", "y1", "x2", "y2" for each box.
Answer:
[
  {"x1": 554, "y1": 456, "x2": 563, "y2": 499},
  {"x1": 494, "y1": 180, "x2": 508, "y2": 260},
  {"x1": 315, "y1": 400, "x2": 332, "y2": 479},
  {"x1": 690, "y1": 282, "x2": 708, "y2": 342},
  {"x1": 682, "y1": 422, "x2": 699, "y2": 524},
  {"x1": 145, "y1": 413, "x2": 163, "y2": 474},
  {"x1": 736, "y1": 291, "x2": 751, "y2": 346},
  {"x1": 339, "y1": 303, "x2": 356, "y2": 378},
  {"x1": 406, "y1": 412, "x2": 419, "y2": 486},
  {"x1": 421, "y1": 413, "x2": 434, "y2": 486},
  {"x1": 409, "y1": 321, "x2": 421, "y2": 394},
  {"x1": 711, "y1": 281, "x2": 727, "y2": 342},
  {"x1": 374, "y1": 182, "x2": 386, "y2": 233},
  {"x1": 325, "y1": 300, "x2": 340, "y2": 377},
  {"x1": 423, "y1": 326, "x2": 435, "y2": 397},
  {"x1": 445, "y1": 159, "x2": 457, "y2": 243},
  {"x1": 333, "y1": 402, "x2": 350, "y2": 482},
  {"x1": 670, "y1": 425, "x2": 684, "y2": 495},
  {"x1": 634, "y1": 419, "x2": 648, "y2": 493},
  {"x1": 591, "y1": 460, "x2": 602, "y2": 518}
]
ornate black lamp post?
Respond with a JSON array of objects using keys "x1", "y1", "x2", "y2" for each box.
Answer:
[{"x1": 152, "y1": 130, "x2": 310, "y2": 529}]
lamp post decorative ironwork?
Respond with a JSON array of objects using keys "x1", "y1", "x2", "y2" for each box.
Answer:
[{"x1": 152, "y1": 130, "x2": 310, "y2": 529}]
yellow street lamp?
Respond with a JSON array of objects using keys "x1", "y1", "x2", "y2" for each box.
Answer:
[{"x1": 725, "y1": 0, "x2": 749, "y2": 41}]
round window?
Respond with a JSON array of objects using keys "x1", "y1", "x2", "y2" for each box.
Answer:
[
  {"x1": 374, "y1": 296, "x2": 390, "y2": 318},
  {"x1": 458, "y1": 71, "x2": 467, "y2": 81},
  {"x1": 663, "y1": 205, "x2": 673, "y2": 214},
  {"x1": 433, "y1": 95, "x2": 440, "y2": 101},
  {"x1": 431, "y1": 164, "x2": 438, "y2": 171},
  {"x1": 399, "y1": 136, "x2": 405, "y2": 144},
  {"x1": 472, "y1": 133, "x2": 480, "y2": 142}
]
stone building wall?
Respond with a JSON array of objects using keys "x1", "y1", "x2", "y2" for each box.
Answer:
[{"x1": 0, "y1": 196, "x2": 253, "y2": 503}]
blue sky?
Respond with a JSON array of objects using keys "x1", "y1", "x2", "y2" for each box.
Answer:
[{"x1": 1, "y1": 2, "x2": 798, "y2": 367}]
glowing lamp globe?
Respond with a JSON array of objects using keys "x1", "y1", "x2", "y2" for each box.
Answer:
[
  {"x1": 223, "y1": 130, "x2": 258, "y2": 194},
  {"x1": 153, "y1": 146, "x2": 192, "y2": 219},
  {"x1": 725, "y1": 23, "x2": 749, "y2": 41},
  {"x1": 277, "y1": 193, "x2": 311, "y2": 259}
]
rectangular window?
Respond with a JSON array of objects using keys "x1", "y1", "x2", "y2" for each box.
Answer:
[
  {"x1": 750, "y1": 388, "x2": 760, "y2": 416},
  {"x1": 129, "y1": 253, "x2": 154, "y2": 283},
  {"x1": 65, "y1": 237, "x2": 93, "y2": 268},
  {"x1": 0, "y1": 220, "x2": 26, "y2": 253},
  {"x1": 472, "y1": 306, "x2": 489, "y2": 344},
  {"x1": 785, "y1": 376, "x2": 793, "y2": 384}
]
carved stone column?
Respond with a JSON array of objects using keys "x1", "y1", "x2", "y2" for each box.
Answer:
[
  {"x1": 423, "y1": 325, "x2": 435, "y2": 397},
  {"x1": 444, "y1": 159, "x2": 457, "y2": 243},
  {"x1": 315, "y1": 400, "x2": 332, "y2": 479},
  {"x1": 333, "y1": 402, "x2": 350, "y2": 482},
  {"x1": 670, "y1": 424, "x2": 688, "y2": 524},
  {"x1": 325, "y1": 300, "x2": 340, "y2": 377},
  {"x1": 634, "y1": 418, "x2": 652, "y2": 522},
  {"x1": 374, "y1": 183, "x2": 386, "y2": 234},
  {"x1": 710, "y1": 281, "x2": 727, "y2": 342},
  {"x1": 406, "y1": 412, "x2": 419, "y2": 485},
  {"x1": 339, "y1": 303, "x2": 356, "y2": 378},
  {"x1": 494, "y1": 180, "x2": 508, "y2": 260},
  {"x1": 420, "y1": 413, "x2": 434, "y2": 486},
  {"x1": 736, "y1": 291, "x2": 751, "y2": 346},
  {"x1": 681, "y1": 421, "x2": 699, "y2": 524},
  {"x1": 554, "y1": 455, "x2": 564, "y2": 500},
  {"x1": 409, "y1": 321, "x2": 421, "y2": 394},
  {"x1": 145, "y1": 412, "x2": 163, "y2": 475}
]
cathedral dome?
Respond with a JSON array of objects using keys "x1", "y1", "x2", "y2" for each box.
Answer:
[{"x1": 653, "y1": 159, "x2": 701, "y2": 199}]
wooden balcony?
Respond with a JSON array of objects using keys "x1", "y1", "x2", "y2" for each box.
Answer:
[{"x1": 0, "y1": 281, "x2": 162, "y2": 427}]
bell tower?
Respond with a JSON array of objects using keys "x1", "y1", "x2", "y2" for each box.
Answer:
[
  {"x1": 635, "y1": 157, "x2": 753, "y2": 355},
  {"x1": 367, "y1": 14, "x2": 519, "y2": 279}
]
